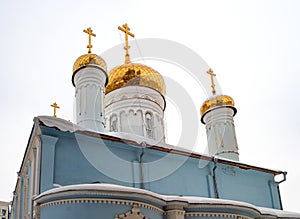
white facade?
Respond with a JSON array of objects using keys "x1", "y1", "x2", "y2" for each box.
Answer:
[
  {"x1": 105, "y1": 86, "x2": 166, "y2": 143},
  {"x1": 73, "y1": 66, "x2": 107, "y2": 132},
  {"x1": 202, "y1": 106, "x2": 239, "y2": 161}
]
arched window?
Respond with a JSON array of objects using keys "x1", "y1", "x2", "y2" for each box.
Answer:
[
  {"x1": 110, "y1": 115, "x2": 118, "y2": 132},
  {"x1": 145, "y1": 112, "x2": 153, "y2": 138}
]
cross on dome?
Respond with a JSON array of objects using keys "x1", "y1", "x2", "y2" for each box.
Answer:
[
  {"x1": 118, "y1": 23, "x2": 135, "y2": 64},
  {"x1": 50, "y1": 102, "x2": 60, "y2": 117},
  {"x1": 206, "y1": 68, "x2": 216, "y2": 95},
  {"x1": 83, "y1": 27, "x2": 96, "y2": 53}
]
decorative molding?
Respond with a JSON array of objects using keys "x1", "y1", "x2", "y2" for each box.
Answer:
[
  {"x1": 166, "y1": 209, "x2": 185, "y2": 215},
  {"x1": 105, "y1": 86, "x2": 165, "y2": 110},
  {"x1": 164, "y1": 208, "x2": 185, "y2": 219},
  {"x1": 115, "y1": 204, "x2": 148, "y2": 219},
  {"x1": 105, "y1": 99, "x2": 165, "y2": 142},
  {"x1": 33, "y1": 204, "x2": 40, "y2": 219},
  {"x1": 37, "y1": 198, "x2": 256, "y2": 218},
  {"x1": 185, "y1": 212, "x2": 252, "y2": 219},
  {"x1": 38, "y1": 198, "x2": 164, "y2": 215}
]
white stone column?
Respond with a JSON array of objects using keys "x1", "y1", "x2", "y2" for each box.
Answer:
[
  {"x1": 73, "y1": 66, "x2": 107, "y2": 132},
  {"x1": 202, "y1": 107, "x2": 239, "y2": 161}
]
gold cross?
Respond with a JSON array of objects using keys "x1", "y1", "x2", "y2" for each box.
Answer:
[
  {"x1": 50, "y1": 102, "x2": 60, "y2": 117},
  {"x1": 206, "y1": 68, "x2": 216, "y2": 95},
  {"x1": 118, "y1": 23, "x2": 135, "y2": 64},
  {"x1": 83, "y1": 27, "x2": 96, "y2": 53}
]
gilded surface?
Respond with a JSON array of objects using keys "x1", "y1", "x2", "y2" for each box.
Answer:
[
  {"x1": 206, "y1": 68, "x2": 216, "y2": 95},
  {"x1": 83, "y1": 27, "x2": 96, "y2": 54},
  {"x1": 118, "y1": 23, "x2": 135, "y2": 64},
  {"x1": 73, "y1": 53, "x2": 107, "y2": 73},
  {"x1": 50, "y1": 102, "x2": 60, "y2": 117},
  {"x1": 200, "y1": 95, "x2": 235, "y2": 116},
  {"x1": 105, "y1": 63, "x2": 166, "y2": 95}
]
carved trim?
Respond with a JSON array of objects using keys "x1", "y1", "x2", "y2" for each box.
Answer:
[
  {"x1": 33, "y1": 204, "x2": 40, "y2": 219},
  {"x1": 166, "y1": 209, "x2": 185, "y2": 215},
  {"x1": 185, "y1": 212, "x2": 252, "y2": 219},
  {"x1": 115, "y1": 204, "x2": 148, "y2": 219},
  {"x1": 39, "y1": 198, "x2": 164, "y2": 214}
]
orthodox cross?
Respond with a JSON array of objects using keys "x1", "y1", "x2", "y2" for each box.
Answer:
[
  {"x1": 83, "y1": 27, "x2": 96, "y2": 53},
  {"x1": 50, "y1": 102, "x2": 60, "y2": 117},
  {"x1": 206, "y1": 68, "x2": 216, "y2": 95},
  {"x1": 118, "y1": 23, "x2": 135, "y2": 64}
]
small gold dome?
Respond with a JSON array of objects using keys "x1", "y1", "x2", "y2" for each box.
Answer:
[
  {"x1": 105, "y1": 63, "x2": 166, "y2": 95},
  {"x1": 200, "y1": 95, "x2": 236, "y2": 116},
  {"x1": 73, "y1": 53, "x2": 107, "y2": 73}
]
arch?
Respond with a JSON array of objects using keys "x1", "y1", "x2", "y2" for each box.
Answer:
[
  {"x1": 120, "y1": 95, "x2": 128, "y2": 100},
  {"x1": 110, "y1": 114, "x2": 118, "y2": 132},
  {"x1": 145, "y1": 112, "x2": 154, "y2": 139}
]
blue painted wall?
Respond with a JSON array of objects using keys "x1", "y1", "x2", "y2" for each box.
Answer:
[
  {"x1": 215, "y1": 162, "x2": 275, "y2": 207},
  {"x1": 39, "y1": 126, "x2": 281, "y2": 209}
]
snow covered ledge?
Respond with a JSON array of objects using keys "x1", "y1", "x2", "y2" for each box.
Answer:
[{"x1": 33, "y1": 184, "x2": 300, "y2": 219}]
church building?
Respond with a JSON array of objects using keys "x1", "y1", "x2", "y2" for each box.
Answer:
[{"x1": 10, "y1": 25, "x2": 300, "y2": 219}]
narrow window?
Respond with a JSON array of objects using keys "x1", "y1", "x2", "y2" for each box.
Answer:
[
  {"x1": 145, "y1": 112, "x2": 153, "y2": 138},
  {"x1": 110, "y1": 115, "x2": 118, "y2": 132}
]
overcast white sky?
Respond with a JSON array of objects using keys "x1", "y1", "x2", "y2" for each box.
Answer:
[{"x1": 1, "y1": 0, "x2": 300, "y2": 213}]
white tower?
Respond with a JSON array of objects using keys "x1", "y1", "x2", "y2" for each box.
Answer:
[
  {"x1": 200, "y1": 69, "x2": 239, "y2": 161},
  {"x1": 72, "y1": 27, "x2": 108, "y2": 132},
  {"x1": 104, "y1": 24, "x2": 166, "y2": 143}
]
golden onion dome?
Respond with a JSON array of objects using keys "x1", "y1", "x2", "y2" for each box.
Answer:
[
  {"x1": 200, "y1": 95, "x2": 236, "y2": 117},
  {"x1": 73, "y1": 53, "x2": 107, "y2": 73},
  {"x1": 105, "y1": 63, "x2": 166, "y2": 95}
]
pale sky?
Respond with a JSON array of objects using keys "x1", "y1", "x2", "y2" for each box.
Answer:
[{"x1": 1, "y1": 0, "x2": 300, "y2": 213}]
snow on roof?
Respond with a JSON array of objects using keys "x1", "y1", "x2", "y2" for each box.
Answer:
[
  {"x1": 34, "y1": 116, "x2": 89, "y2": 133},
  {"x1": 258, "y1": 207, "x2": 300, "y2": 218},
  {"x1": 35, "y1": 183, "x2": 300, "y2": 218},
  {"x1": 35, "y1": 183, "x2": 258, "y2": 209},
  {"x1": 36, "y1": 183, "x2": 159, "y2": 199}
]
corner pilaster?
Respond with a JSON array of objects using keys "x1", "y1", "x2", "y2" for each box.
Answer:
[{"x1": 165, "y1": 203, "x2": 186, "y2": 219}]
